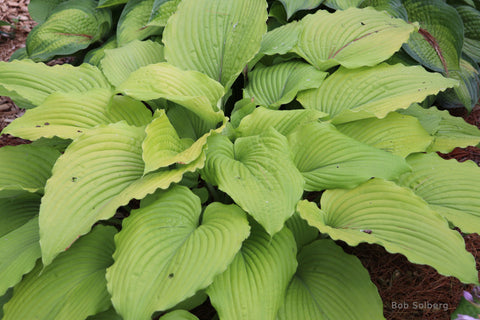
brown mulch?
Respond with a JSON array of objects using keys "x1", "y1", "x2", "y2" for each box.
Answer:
[{"x1": 1, "y1": 2, "x2": 480, "y2": 320}]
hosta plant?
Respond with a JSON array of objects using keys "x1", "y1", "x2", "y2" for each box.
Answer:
[{"x1": 1, "y1": 0, "x2": 480, "y2": 319}]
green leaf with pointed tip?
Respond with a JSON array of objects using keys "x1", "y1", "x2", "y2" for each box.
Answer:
[
  {"x1": 166, "y1": 103, "x2": 216, "y2": 140},
  {"x1": 117, "y1": 0, "x2": 162, "y2": 46},
  {"x1": 243, "y1": 62, "x2": 327, "y2": 109},
  {"x1": 397, "y1": 153, "x2": 480, "y2": 234},
  {"x1": 398, "y1": 104, "x2": 480, "y2": 153},
  {"x1": 0, "y1": 194, "x2": 41, "y2": 296},
  {"x1": 235, "y1": 107, "x2": 326, "y2": 138},
  {"x1": 278, "y1": 239, "x2": 384, "y2": 320},
  {"x1": 26, "y1": 0, "x2": 112, "y2": 62},
  {"x1": 100, "y1": 39, "x2": 165, "y2": 87},
  {"x1": 3, "y1": 89, "x2": 152, "y2": 140},
  {"x1": 147, "y1": 0, "x2": 182, "y2": 27},
  {"x1": 288, "y1": 122, "x2": 410, "y2": 191},
  {"x1": 278, "y1": 0, "x2": 324, "y2": 19},
  {"x1": 359, "y1": 0, "x2": 408, "y2": 20},
  {"x1": 202, "y1": 129, "x2": 304, "y2": 235},
  {"x1": 0, "y1": 144, "x2": 60, "y2": 198},
  {"x1": 297, "y1": 179, "x2": 479, "y2": 284},
  {"x1": 336, "y1": 112, "x2": 433, "y2": 157},
  {"x1": 161, "y1": 310, "x2": 199, "y2": 320},
  {"x1": 86, "y1": 307, "x2": 122, "y2": 320},
  {"x1": 28, "y1": 0, "x2": 68, "y2": 23},
  {"x1": 293, "y1": 7, "x2": 417, "y2": 71},
  {"x1": 163, "y1": 0, "x2": 268, "y2": 89},
  {"x1": 84, "y1": 36, "x2": 117, "y2": 67},
  {"x1": 260, "y1": 21, "x2": 301, "y2": 56},
  {"x1": 437, "y1": 58, "x2": 480, "y2": 111},
  {"x1": 297, "y1": 63, "x2": 458, "y2": 124},
  {"x1": 98, "y1": 0, "x2": 128, "y2": 7},
  {"x1": 323, "y1": 0, "x2": 363, "y2": 9},
  {"x1": 143, "y1": 109, "x2": 225, "y2": 174},
  {"x1": 230, "y1": 98, "x2": 257, "y2": 128},
  {"x1": 106, "y1": 186, "x2": 250, "y2": 320},
  {"x1": 3, "y1": 225, "x2": 116, "y2": 320},
  {"x1": 117, "y1": 62, "x2": 225, "y2": 125},
  {"x1": 402, "y1": 0, "x2": 463, "y2": 74},
  {"x1": 207, "y1": 224, "x2": 297, "y2": 320},
  {"x1": 0, "y1": 60, "x2": 111, "y2": 108}
]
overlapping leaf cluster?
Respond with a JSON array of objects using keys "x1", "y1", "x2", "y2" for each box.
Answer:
[{"x1": 1, "y1": 0, "x2": 480, "y2": 319}]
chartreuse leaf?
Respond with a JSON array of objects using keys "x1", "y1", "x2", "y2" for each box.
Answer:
[
  {"x1": 201, "y1": 129, "x2": 304, "y2": 235},
  {"x1": 98, "y1": 0, "x2": 128, "y2": 8},
  {"x1": 26, "y1": 0, "x2": 112, "y2": 61},
  {"x1": 0, "y1": 60, "x2": 111, "y2": 108},
  {"x1": 3, "y1": 225, "x2": 116, "y2": 320},
  {"x1": 260, "y1": 21, "x2": 301, "y2": 56},
  {"x1": 166, "y1": 102, "x2": 216, "y2": 140},
  {"x1": 116, "y1": 0, "x2": 162, "y2": 46},
  {"x1": 402, "y1": 0, "x2": 463, "y2": 73},
  {"x1": 234, "y1": 107, "x2": 326, "y2": 138},
  {"x1": 297, "y1": 63, "x2": 458, "y2": 124},
  {"x1": 160, "y1": 310, "x2": 199, "y2": 320},
  {"x1": 0, "y1": 194, "x2": 41, "y2": 296},
  {"x1": 438, "y1": 58, "x2": 480, "y2": 111},
  {"x1": 285, "y1": 212, "x2": 318, "y2": 250},
  {"x1": 397, "y1": 153, "x2": 480, "y2": 234},
  {"x1": 297, "y1": 180, "x2": 479, "y2": 284},
  {"x1": 293, "y1": 8, "x2": 417, "y2": 71},
  {"x1": 359, "y1": 0, "x2": 408, "y2": 20},
  {"x1": 106, "y1": 186, "x2": 250, "y2": 320},
  {"x1": 28, "y1": 0, "x2": 68, "y2": 23},
  {"x1": 278, "y1": 0, "x2": 324, "y2": 19},
  {"x1": 243, "y1": 62, "x2": 327, "y2": 109},
  {"x1": 398, "y1": 104, "x2": 480, "y2": 153},
  {"x1": 143, "y1": 109, "x2": 225, "y2": 174},
  {"x1": 323, "y1": 0, "x2": 363, "y2": 9},
  {"x1": 207, "y1": 223, "x2": 297, "y2": 320},
  {"x1": 0, "y1": 144, "x2": 60, "y2": 198},
  {"x1": 84, "y1": 36, "x2": 118, "y2": 67},
  {"x1": 100, "y1": 39, "x2": 165, "y2": 87},
  {"x1": 288, "y1": 122, "x2": 410, "y2": 191},
  {"x1": 86, "y1": 307, "x2": 122, "y2": 320},
  {"x1": 336, "y1": 112, "x2": 433, "y2": 157},
  {"x1": 457, "y1": 5, "x2": 480, "y2": 62},
  {"x1": 163, "y1": 0, "x2": 268, "y2": 89},
  {"x1": 117, "y1": 62, "x2": 225, "y2": 125},
  {"x1": 278, "y1": 239, "x2": 384, "y2": 320},
  {"x1": 148, "y1": 0, "x2": 182, "y2": 27},
  {"x1": 3, "y1": 89, "x2": 152, "y2": 140}
]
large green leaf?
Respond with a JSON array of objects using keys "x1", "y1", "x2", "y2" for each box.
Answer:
[
  {"x1": 3, "y1": 225, "x2": 116, "y2": 320},
  {"x1": 0, "y1": 144, "x2": 60, "y2": 198},
  {"x1": 147, "y1": 0, "x2": 182, "y2": 27},
  {"x1": 160, "y1": 310, "x2": 199, "y2": 320},
  {"x1": 116, "y1": 0, "x2": 162, "y2": 46},
  {"x1": 207, "y1": 224, "x2": 297, "y2": 320},
  {"x1": 336, "y1": 112, "x2": 433, "y2": 157},
  {"x1": 28, "y1": 0, "x2": 68, "y2": 23},
  {"x1": 398, "y1": 104, "x2": 480, "y2": 153},
  {"x1": 458, "y1": 5, "x2": 480, "y2": 62},
  {"x1": 278, "y1": 0, "x2": 324, "y2": 19},
  {"x1": 106, "y1": 186, "x2": 250, "y2": 320},
  {"x1": 163, "y1": 0, "x2": 268, "y2": 88},
  {"x1": 100, "y1": 39, "x2": 165, "y2": 87},
  {"x1": 117, "y1": 62, "x2": 225, "y2": 125},
  {"x1": 243, "y1": 62, "x2": 327, "y2": 109},
  {"x1": 0, "y1": 194, "x2": 41, "y2": 295},
  {"x1": 402, "y1": 0, "x2": 463, "y2": 74},
  {"x1": 202, "y1": 129, "x2": 304, "y2": 235},
  {"x1": 285, "y1": 212, "x2": 318, "y2": 250},
  {"x1": 26, "y1": 0, "x2": 112, "y2": 61},
  {"x1": 323, "y1": 0, "x2": 363, "y2": 9},
  {"x1": 278, "y1": 239, "x2": 384, "y2": 320},
  {"x1": 359, "y1": 0, "x2": 408, "y2": 20},
  {"x1": 260, "y1": 21, "x2": 301, "y2": 56},
  {"x1": 297, "y1": 63, "x2": 458, "y2": 124},
  {"x1": 98, "y1": 0, "x2": 128, "y2": 7},
  {"x1": 0, "y1": 60, "x2": 111, "y2": 108},
  {"x1": 397, "y1": 153, "x2": 480, "y2": 234},
  {"x1": 297, "y1": 179, "x2": 479, "y2": 284},
  {"x1": 0, "y1": 289, "x2": 13, "y2": 319},
  {"x1": 84, "y1": 36, "x2": 118, "y2": 67},
  {"x1": 292, "y1": 7, "x2": 417, "y2": 70},
  {"x1": 234, "y1": 107, "x2": 326, "y2": 138},
  {"x1": 3, "y1": 89, "x2": 152, "y2": 140},
  {"x1": 288, "y1": 122, "x2": 410, "y2": 191},
  {"x1": 86, "y1": 307, "x2": 122, "y2": 320}
]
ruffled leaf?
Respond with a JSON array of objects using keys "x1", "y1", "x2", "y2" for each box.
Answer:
[
  {"x1": 201, "y1": 129, "x2": 304, "y2": 235},
  {"x1": 278, "y1": 240, "x2": 384, "y2": 320},
  {"x1": 288, "y1": 122, "x2": 410, "y2": 191},
  {"x1": 163, "y1": 0, "x2": 268, "y2": 88},
  {"x1": 297, "y1": 180, "x2": 479, "y2": 284},
  {"x1": 106, "y1": 186, "x2": 250, "y2": 320},
  {"x1": 297, "y1": 63, "x2": 458, "y2": 124},
  {"x1": 457, "y1": 5, "x2": 480, "y2": 62}
]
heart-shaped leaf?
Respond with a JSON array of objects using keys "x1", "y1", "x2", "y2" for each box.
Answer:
[{"x1": 106, "y1": 185, "x2": 250, "y2": 320}]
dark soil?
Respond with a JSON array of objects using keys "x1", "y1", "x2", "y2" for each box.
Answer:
[{"x1": 1, "y1": 2, "x2": 479, "y2": 320}]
